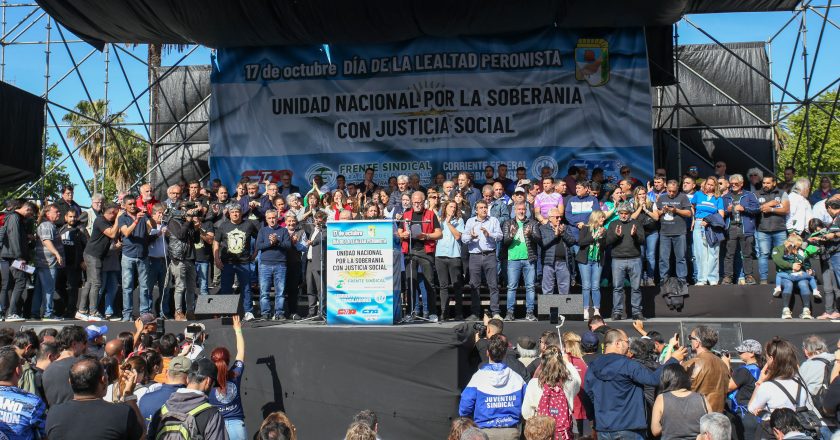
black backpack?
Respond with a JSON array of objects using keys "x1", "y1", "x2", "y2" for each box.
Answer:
[
  {"x1": 769, "y1": 379, "x2": 823, "y2": 437},
  {"x1": 810, "y1": 358, "x2": 834, "y2": 418}
]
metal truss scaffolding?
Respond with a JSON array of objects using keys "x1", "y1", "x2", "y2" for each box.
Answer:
[{"x1": 1, "y1": 1, "x2": 837, "y2": 199}]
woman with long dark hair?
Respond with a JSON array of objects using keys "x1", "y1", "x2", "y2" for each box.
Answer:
[
  {"x1": 209, "y1": 315, "x2": 247, "y2": 440},
  {"x1": 651, "y1": 363, "x2": 709, "y2": 439}
]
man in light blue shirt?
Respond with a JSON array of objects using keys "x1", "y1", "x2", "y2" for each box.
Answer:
[{"x1": 463, "y1": 201, "x2": 503, "y2": 320}]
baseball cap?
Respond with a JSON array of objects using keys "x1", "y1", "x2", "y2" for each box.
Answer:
[
  {"x1": 85, "y1": 325, "x2": 108, "y2": 341},
  {"x1": 514, "y1": 186, "x2": 526, "y2": 194},
  {"x1": 735, "y1": 339, "x2": 762, "y2": 355},
  {"x1": 190, "y1": 358, "x2": 219, "y2": 384},
  {"x1": 168, "y1": 356, "x2": 192, "y2": 374},
  {"x1": 581, "y1": 331, "x2": 599, "y2": 348},
  {"x1": 139, "y1": 313, "x2": 156, "y2": 325}
]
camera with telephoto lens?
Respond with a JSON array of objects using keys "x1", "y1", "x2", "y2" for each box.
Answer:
[
  {"x1": 473, "y1": 322, "x2": 487, "y2": 339},
  {"x1": 164, "y1": 201, "x2": 199, "y2": 221}
]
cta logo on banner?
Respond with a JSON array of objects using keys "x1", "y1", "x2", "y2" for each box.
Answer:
[
  {"x1": 210, "y1": 27, "x2": 653, "y2": 190},
  {"x1": 325, "y1": 220, "x2": 396, "y2": 325}
]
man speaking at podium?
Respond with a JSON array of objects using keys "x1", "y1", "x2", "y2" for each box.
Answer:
[{"x1": 398, "y1": 191, "x2": 442, "y2": 322}]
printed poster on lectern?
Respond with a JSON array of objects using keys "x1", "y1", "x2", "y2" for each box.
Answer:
[{"x1": 326, "y1": 220, "x2": 396, "y2": 325}]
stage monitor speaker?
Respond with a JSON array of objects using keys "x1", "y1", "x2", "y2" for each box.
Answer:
[
  {"x1": 19, "y1": 324, "x2": 71, "y2": 334},
  {"x1": 537, "y1": 294, "x2": 583, "y2": 319},
  {"x1": 194, "y1": 294, "x2": 243, "y2": 321},
  {"x1": 679, "y1": 321, "x2": 744, "y2": 354}
]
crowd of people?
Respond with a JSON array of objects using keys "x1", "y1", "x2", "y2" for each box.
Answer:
[
  {"x1": 454, "y1": 316, "x2": 840, "y2": 440},
  {"x1": 0, "y1": 161, "x2": 839, "y2": 324}
]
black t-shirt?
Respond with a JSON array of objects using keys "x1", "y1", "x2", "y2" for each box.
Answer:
[
  {"x1": 195, "y1": 220, "x2": 214, "y2": 262},
  {"x1": 410, "y1": 210, "x2": 441, "y2": 252},
  {"x1": 214, "y1": 220, "x2": 259, "y2": 264},
  {"x1": 656, "y1": 193, "x2": 692, "y2": 236},
  {"x1": 732, "y1": 365, "x2": 758, "y2": 407},
  {"x1": 84, "y1": 216, "x2": 113, "y2": 259},
  {"x1": 46, "y1": 399, "x2": 143, "y2": 440},
  {"x1": 42, "y1": 357, "x2": 75, "y2": 407}
]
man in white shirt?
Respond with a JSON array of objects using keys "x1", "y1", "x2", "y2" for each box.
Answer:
[{"x1": 786, "y1": 178, "x2": 813, "y2": 235}]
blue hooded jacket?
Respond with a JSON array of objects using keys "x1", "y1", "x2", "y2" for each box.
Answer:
[
  {"x1": 722, "y1": 190, "x2": 759, "y2": 236},
  {"x1": 459, "y1": 363, "x2": 526, "y2": 429},
  {"x1": 584, "y1": 353, "x2": 675, "y2": 432}
]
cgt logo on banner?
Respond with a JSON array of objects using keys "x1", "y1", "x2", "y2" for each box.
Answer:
[{"x1": 210, "y1": 27, "x2": 653, "y2": 190}]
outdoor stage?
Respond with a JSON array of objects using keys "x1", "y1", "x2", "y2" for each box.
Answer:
[{"x1": 9, "y1": 282, "x2": 838, "y2": 439}]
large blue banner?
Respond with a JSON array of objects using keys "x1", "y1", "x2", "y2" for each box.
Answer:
[
  {"x1": 210, "y1": 28, "x2": 653, "y2": 189},
  {"x1": 325, "y1": 220, "x2": 396, "y2": 325}
]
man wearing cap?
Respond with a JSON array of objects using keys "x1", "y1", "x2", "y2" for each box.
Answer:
[
  {"x1": 214, "y1": 202, "x2": 260, "y2": 321},
  {"x1": 605, "y1": 202, "x2": 645, "y2": 321},
  {"x1": 149, "y1": 358, "x2": 227, "y2": 440},
  {"x1": 508, "y1": 186, "x2": 533, "y2": 220},
  {"x1": 138, "y1": 355, "x2": 191, "y2": 430},
  {"x1": 85, "y1": 325, "x2": 108, "y2": 358}
]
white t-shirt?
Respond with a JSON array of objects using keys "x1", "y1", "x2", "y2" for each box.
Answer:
[{"x1": 748, "y1": 378, "x2": 820, "y2": 416}]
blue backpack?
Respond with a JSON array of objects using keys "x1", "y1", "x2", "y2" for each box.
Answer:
[{"x1": 728, "y1": 364, "x2": 761, "y2": 414}]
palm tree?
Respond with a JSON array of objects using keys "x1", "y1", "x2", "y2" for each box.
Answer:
[{"x1": 62, "y1": 99, "x2": 124, "y2": 193}]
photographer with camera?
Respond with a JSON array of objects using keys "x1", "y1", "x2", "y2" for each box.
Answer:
[
  {"x1": 684, "y1": 325, "x2": 730, "y2": 412},
  {"x1": 180, "y1": 323, "x2": 208, "y2": 361},
  {"x1": 167, "y1": 201, "x2": 202, "y2": 321}
]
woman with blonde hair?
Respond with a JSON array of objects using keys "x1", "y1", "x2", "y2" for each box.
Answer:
[
  {"x1": 691, "y1": 176, "x2": 724, "y2": 286},
  {"x1": 344, "y1": 422, "x2": 376, "y2": 440},
  {"x1": 521, "y1": 346, "x2": 581, "y2": 439},
  {"x1": 575, "y1": 210, "x2": 607, "y2": 319},
  {"x1": 562, "y1": 332, "x2": 583, "y2": 359},
  {"x1": 631, "y1": 186, "x2": 660, "y2": 287},
  {"x1": 561, "y1": 332, "x2": 591, "y2": 437},
  {"x1": 447, "y1": 417, "x2": 478, "y2": 440}
]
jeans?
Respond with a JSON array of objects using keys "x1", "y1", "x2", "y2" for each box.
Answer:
[
  {"x1": 776, "y1": 272, "x2": 817, "y2": 292},
  {"x1": 121, "y1": 255, "x2": 151, "y2": 319},
  {"x1": 220, "y1": 262, "x2": 253, "y2": 313},
  {"x1": 579, "y1": 260, "x2": 603, "y2": 309},
  {"x1": 170, "y1": 259, "x2": 197, "y2": 313},
  {"x1": 78, "y1": 254, "x2": 102, "y2": 314},
  {"x1": 468, "y1": 252, "x2": 499, "y2": 316},
  {"x1": 724, "y1": 227, "x2": 755, "y2": 278},
  {"x1": 756, "y1": 230, "x2": 787, "y2": 281},
  {"x1": 612, "y1": 258, "x2": 642, "y2": 316},
  {"x1": 195, "y1": 261, "x2": 210, "y2": 296},
  {"x1": 224, "y1": 418, "x2": 247, "y2": 440},
  {"x1": 831, "y1": 253, "x2": 840, "y2": 296},
  {"x1": 693, "y1": 220, "x2": 720, "y2": 284},
  {"x1": 542, "y1": 259, "x2": 570, "y2": 295},
  {"x1": 259, "y1": 263, "x2": 287, "y2": 317},
  {"x1": 506, "y1": 259, "x2": 535, "y2": 313},
  {"x1": 100, "y1": 271, "x2": 120, "y2": 316},
  {"x1": 780, "y1": 271, "x2": 813, "y2": 310},
  {"x1": 643, "y1": 231, "x2": 659, "y2": 281},
  {"x1": 659, "y1": 235, "x2": 687, "y2": 280},
  {"x1": 597, "y1": 430, "x2": 647, "y2": 440},
  {"x1": 147, "y1": 257, "x2": 168, "y2": 316},
  {"x1": 435, "y1": 256, "x2": 463, "y2": 318},
  {"x1": 32, "y1": 266, "x2": 58, "y2": 318}
]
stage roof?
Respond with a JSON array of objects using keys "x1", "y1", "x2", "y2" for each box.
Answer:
[{"x1": 36, "y1": 0, "x2": 800, "y2": 50}]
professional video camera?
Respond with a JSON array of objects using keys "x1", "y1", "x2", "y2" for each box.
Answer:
[{"x1": 164, "y1": 201, "x2": 201, "y2": 221}]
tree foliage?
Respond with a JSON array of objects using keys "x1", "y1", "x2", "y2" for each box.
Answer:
[
  {"x1": 777, "y1": 91, "x2": 840, "y2": 186},
  {"x1": 62, "y1": 99, "x2": 148, "y2": 196}
]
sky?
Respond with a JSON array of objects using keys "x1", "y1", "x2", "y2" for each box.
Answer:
[{"x1": 1, "y1": 2, "x2": 838, "y2": 206}]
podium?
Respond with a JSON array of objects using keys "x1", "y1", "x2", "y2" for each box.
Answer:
[{"x1": 325, "y1": 220, "x2": 398, "y2": 325}]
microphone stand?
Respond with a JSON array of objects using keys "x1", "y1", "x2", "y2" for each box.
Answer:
[{"x1": 396, "y1": 217, "x2": 432, "y2": 324}]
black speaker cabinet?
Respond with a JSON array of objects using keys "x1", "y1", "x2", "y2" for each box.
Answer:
[
  {"x1": 194, "y1": 294, "x2": 243, "y2": 320},
  {"x1": 537, "y1": 294, "x2": 584, "y2": 318}
]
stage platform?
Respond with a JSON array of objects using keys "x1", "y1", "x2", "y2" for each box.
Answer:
[{"x1": 6, "y1": 299, "x2": 840, "y2": 439}]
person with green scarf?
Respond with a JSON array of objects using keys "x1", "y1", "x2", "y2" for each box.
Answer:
[{"x1": 576, "y1": 210, "x2": 607, "y2": 319}]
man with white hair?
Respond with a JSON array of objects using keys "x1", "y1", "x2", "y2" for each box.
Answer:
[
  {"x1": 84, "y1": 193, "x2": 105, "y2": 236},
  {"x1": 697, "y1": 412, "x2": 731, "y2": 440},
  {"x1": 722, "y1": 174, "x2": 759, "y2": 285},
  {"x1": 746, "y1": 168, "x2": 763, "y2": 193},
  {"x1": 800, "y1": 335, "x2": 834, "y2": 395},
  {"x1": 136, "y1": 183, "x2": 159, "y2": 213},
  {"x1": 786, "y1": 178, "x2": 813, "y2": 235},
  {"x1": 387, "y1": 174, "x2": 412, "y2": 212},
  {"x1": 164, "y1": 184, "x2": 182, "y2": 209}
]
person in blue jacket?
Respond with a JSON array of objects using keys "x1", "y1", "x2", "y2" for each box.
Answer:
[
  {"x1": 459, "y1": 334, "x2": 526, "y2": 439},
  {"x1": 584, "y1": 329, "x2": 685, "y2": 438},
  {"x1": 721, "y1": 174, "x2": 760, "y2": 285}
]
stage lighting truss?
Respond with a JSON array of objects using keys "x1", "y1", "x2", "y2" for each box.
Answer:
[{"x1": 0, "y1": 0, "x2": 837, "y2": 200}]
